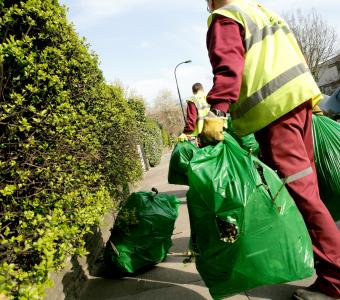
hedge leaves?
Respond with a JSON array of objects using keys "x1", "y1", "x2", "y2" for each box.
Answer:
[{"x1": 0, "y1": 1, "x2": 148, "y2": 298}]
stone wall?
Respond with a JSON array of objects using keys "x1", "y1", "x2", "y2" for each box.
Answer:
[
  {"x1": 43, "y1": 146, "x2": 149, "y2": 300},
  {"x1": 44, "y1": 213, "x2": 115, "y2": 300}
]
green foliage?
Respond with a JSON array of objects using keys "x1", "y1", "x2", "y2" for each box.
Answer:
[
  {"x1": 128, "y1": 98, "x2": 165, "y2": 167},
  {"x1": 143, "y1": 119, "x2": 163, "y2": 167},
  {"x1": 94, "y1": 84, "x2": 143, "y2": 192},
  {"x1": 161, "y1": 127, "x2": 171, "y2": 148},
  {"x1": 114, "y1": 207, "x2": 139, "y2": 234},
  {"x1": 0, "y1": 1, "x2": 143, "y2": 299},
  {"x1": 127, "y1": 97, "x2": 147, "y2": 144}
]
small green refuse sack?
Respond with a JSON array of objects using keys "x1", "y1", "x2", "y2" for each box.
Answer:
[
  {"x1": 104, "y1": 190, "x2": 180, "y2": 275},
  {"x1": 187, "y1": 134, "x2": 314, "y2": 299},
  {"x1": 312, "y1": 115, "x2": 340, "y2": 221},
  {"x1": 168, "y1": 141, "x2": 198, "y2": 185}
]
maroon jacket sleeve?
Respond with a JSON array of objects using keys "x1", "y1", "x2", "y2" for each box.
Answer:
[
  {"x1": 206, "y1": 15, "x2": 245, "y2": 113},
  {"x1": 183, "y1": 101, "x2": 198, "y2": 134}
]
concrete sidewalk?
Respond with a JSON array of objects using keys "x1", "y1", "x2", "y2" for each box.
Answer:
[{"x1": 79, "y1": 152, "x2": 318, "y2": 300}]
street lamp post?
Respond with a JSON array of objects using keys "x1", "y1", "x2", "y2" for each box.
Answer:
[{"x1": 174, "y1": 60, "x2": 192, "y2": 123}]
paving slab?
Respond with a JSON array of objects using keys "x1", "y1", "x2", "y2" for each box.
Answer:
[{"x1": 79, "y1": 152, "x2": 332, "y2": 300}]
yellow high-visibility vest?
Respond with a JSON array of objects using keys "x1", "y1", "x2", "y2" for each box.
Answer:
[
  {"x1": 208, "y1": 0, "x2": 322, "y2": 136},
  {"x1": 186, "y1": 91, "x2": 210, "y2": 137}
]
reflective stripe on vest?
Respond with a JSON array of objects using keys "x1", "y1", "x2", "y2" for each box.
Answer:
[
  {"x1": 246, "y1": 23, "x2": 290, "y2": 50},
  {"x1": 224, "y1": 5, "x2": 291, "y2": 52},
  {"x1": 208, "y1": 1, "x2": 322, "y2": 136},
  {"x1": 232, "y1": 63, "x2": 309, "y2": 119},
  {"x1": 281, "y1": 167, "x2": 313, "y2": 184}
]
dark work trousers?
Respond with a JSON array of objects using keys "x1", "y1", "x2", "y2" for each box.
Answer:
[{"x1": 255, "y1": 100, "x2": 340, "y2": 298}]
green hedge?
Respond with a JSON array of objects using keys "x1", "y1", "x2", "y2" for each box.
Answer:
[
  {"x1": 161, "y1": 127, "x2": 171, "y2": 148},
  {"x1": 0, "y1": 1, "x2": 143, "y2": 299},
  {"x1": 127, "y1": 97, "x2": 147, "y2": 145},
  {"x1": 143, "y1": 119, "x2": 163, "y2": 167},
  {"x1": 128, "y1": 98, "x2": 167, "y2": 167}
]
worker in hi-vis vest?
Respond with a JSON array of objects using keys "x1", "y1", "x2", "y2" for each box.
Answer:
[
  {"x1": 177, "y1": 83, "x2": 210, "y2": 144},
  {"x1": 201, "y1": 1, "x2": 340, "y2": 299}
]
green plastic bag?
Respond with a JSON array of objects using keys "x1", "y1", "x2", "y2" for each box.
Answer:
[
  {"x1": 104, "y1": 190, "x2": 180, "y2": 275},
  {"x1": 187, "y1": 134, "x2": 314, "y2": 299},
  {"x1": 312, "y1": 115, "x2": 340, "y2": 221},
  {"x1": 168, "y1": 141, "x2": 198, "y2": 185},
  {"x1": 168, "y1": 130, "x2": 258, "y2": 186},
  {"x1": 228, "y1": 117, "x2": 260, "y2": 156}
]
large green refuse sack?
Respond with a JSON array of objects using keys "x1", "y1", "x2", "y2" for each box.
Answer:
[
  {"x1": 168, "y1": 141, "x2": 198, "y2": 185},
  {"x1": 104, "y1": 190, "x2": 180, "y2": 275},
  {"x1": 312, "y1": 115, "x2": 340, "y2": 221},
  {"x1": 168, "y1": 129, "x2": 258, "y2": 186},
  {"x1": 187, "y1": 134, "x2": 314, "y2": 299}
]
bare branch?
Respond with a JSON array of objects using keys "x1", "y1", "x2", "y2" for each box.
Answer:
[
  {"x1": 282, "y1": 8, "x2": 339, "y2": 81},
  {"x1": 148, "y1": 89, "x2": 185, "y2": 136}
]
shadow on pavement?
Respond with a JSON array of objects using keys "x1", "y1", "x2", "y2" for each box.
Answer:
[
  {"x1": 246, "y1": 282, "x2": 308, "y2": 300},
  {"x1": 79, "y1": 265, "x2": 205, "y2": 300}
]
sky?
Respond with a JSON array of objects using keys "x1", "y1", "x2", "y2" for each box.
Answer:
[{"x1": 59, "y1": 0, "x2": 340, "y2": 105}]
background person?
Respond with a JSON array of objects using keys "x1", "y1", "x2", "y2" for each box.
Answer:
[{"x1": 177, "y1": 83, "x2": 210, "y2": 143}]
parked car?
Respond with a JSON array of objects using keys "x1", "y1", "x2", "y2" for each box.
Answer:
[{"x1": 319, "y1": 87, "x2": 340, "y2": 122}]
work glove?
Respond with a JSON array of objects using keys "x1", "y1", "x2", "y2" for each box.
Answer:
[
  {"x1": 177, "y1": 133, "x2": 188, "y2": 142},
  {"x1": 200, "y1": 111, "x2": 226, "y2": 146},
  {"x1": 312, "y1": 104, "x2": 323, "y2": 115}
]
